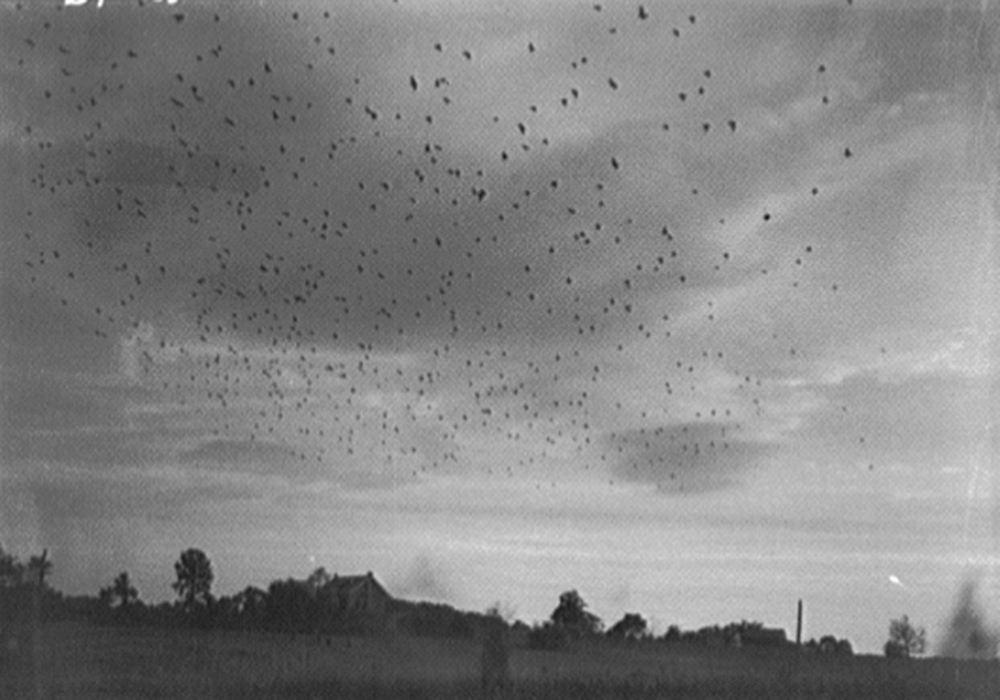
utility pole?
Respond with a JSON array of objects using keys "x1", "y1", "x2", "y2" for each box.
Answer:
[{"x1": 796, "y1": 599, "x2": 803, "y2": 647}]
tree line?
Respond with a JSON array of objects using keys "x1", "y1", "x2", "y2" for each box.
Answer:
[
  {"x1": 5, "y1": 545, "x2": 930, "y2": 657},
  {"x1": 524, "y1": 588, "x2": 856, "y2": 654},
  {"x1": 2, "y1": 545, "x2": 497, "y2": 639}
]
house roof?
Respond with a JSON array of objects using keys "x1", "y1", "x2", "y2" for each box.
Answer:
[{"x1": 327, "y1": 571, "x2": 392, "y2": 598}]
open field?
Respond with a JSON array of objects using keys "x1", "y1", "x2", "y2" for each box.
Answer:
[{"x1": 2, "y1": 622, "x2": 998, "y2": 699}]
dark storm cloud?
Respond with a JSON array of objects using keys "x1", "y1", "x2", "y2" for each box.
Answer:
[{"x1": 604, "y1": 423, "x2": 775, "y2": 494}]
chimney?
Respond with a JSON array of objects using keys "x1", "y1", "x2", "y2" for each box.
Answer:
[{"x1": 796, "y1": 599, "x2": 803, "y2": 646}]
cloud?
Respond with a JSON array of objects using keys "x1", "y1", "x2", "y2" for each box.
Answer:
[
  {"x1": 604, "y1": 423, "x2": 776, "y2": 494},
  {"x1": 808, "y1": 328, "x2": 992, "y2": 386}
]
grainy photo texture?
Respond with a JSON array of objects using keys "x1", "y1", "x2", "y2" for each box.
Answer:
[{"x1": 1, "y1": 0, "x2": 997, "y2": 698}]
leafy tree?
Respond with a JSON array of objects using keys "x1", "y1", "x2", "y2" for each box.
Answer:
[
  {"x1": 607, "y1": 612, "x2": 648, "y2": 640},
  {"x1": 112, "y1": 571, "x2": 138, "y2": 609},
  {"x1": 885, "y1": 615, "x2": 926, "y2": 658},
  {"x1": 550, "y1": 589, "x2": 602, "y2": 636},
  {"x1": 172, "y1": 548, "x2": 213, "y2": 612}
]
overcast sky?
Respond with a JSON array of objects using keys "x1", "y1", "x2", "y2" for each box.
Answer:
[{"x1": 1, "y1": 0, "x2": 996, "y2": 653}]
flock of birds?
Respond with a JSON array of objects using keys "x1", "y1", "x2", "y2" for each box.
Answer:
[{"x1": 7, "y1": 0, "x2": 871, "y2": 491}]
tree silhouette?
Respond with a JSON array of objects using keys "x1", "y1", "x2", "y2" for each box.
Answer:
[
  {"x1": 663, "y1": 624, "x2": 682, "y2": 642},
  {"x1": 550, "y1": 589, "x2": 602, "y2": 636},
  {"x1": 172, "y1": 548, "x2": 213, "y2": 612},
  {"x1": 884, "y1": 615, "x2": 926, "y2": 658},
  {"x1": 607, "y1": 612, "x2": 648, "y2": 640},
  {"x1": 112, "y1": 572, "x2": 138, "y2": 610}
]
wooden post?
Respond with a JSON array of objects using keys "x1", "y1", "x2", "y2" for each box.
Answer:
[{"x1": 796, "y1": 599, "x2": 803, "y2": 647}]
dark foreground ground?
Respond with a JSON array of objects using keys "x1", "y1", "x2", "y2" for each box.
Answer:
[{"x1": 2, "y1": 621, "x2": 997, "y2": 699}]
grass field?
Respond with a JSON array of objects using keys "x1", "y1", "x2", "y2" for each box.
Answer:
[{"x1": 2, "y1": 621, "x2": 997, "y2": 699}]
